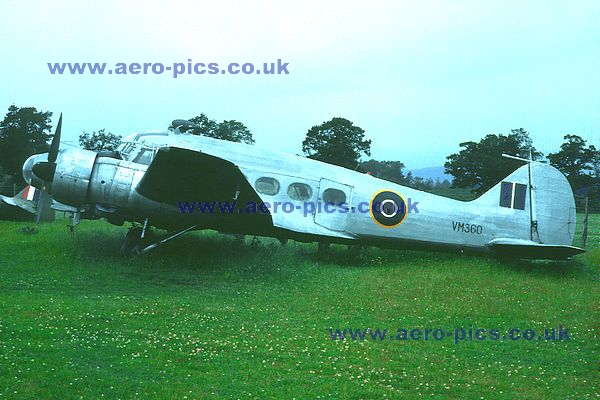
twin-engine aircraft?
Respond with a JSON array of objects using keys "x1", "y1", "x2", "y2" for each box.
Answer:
[{"x1": 21, "y1": 117, "x2": 584, "y2": 259}]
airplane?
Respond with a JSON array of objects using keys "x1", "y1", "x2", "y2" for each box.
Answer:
[{"x1": 21, "y1": 116, "x2": 585, "y2": 259}]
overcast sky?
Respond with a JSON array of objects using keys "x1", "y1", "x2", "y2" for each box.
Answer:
[{"x1": 1, "y1": 0, "x2": 598, "y2": 169}]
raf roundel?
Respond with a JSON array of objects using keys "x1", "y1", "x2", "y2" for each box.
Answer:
[{"x1": 369, "y1": 190, "x2": 408, "y2": 228}]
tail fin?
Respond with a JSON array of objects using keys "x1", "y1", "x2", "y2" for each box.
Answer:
[
  {"x1": 19, "y1": 185, "x2": 41, "y2": 202},
  {"x1": 0, "y1": 185, "x2": 37, "y2": 220},
  {"x1": 473, "y1": 163, "x2": 577, "y2": 247},
  {"x1": 0, "y1": 185, "x2": 38, "y2": 212},
  {"x1": 0, "y1": 185, "x2": 54, "y2": 222},
  {"x1": 530, "y1": 163, "x2": 578, "y2": 246}
]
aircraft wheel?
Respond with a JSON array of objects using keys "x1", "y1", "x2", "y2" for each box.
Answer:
[
  {"x1": 120, "y1": 227, "x2": 152, "y2": 256},
  {"x1": 129, "y1": 244, "x2": 143, "y2": 257}
]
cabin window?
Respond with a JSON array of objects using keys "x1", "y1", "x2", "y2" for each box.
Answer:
[
  {"x1": 255, "y1": 177, "x2": 280, "y2": 195},
  {"x1": 287, "y1": 183, "x2": 312, "y2": 201},
  {"x1": 499, "y1": 181, "x2": 527, "y2": 210},
  {"x1": 133, "y1": 148, "x2": 154, "y2": 165},
  {"x1": 322, "y1": 188, "x2": 346, "y2": 205}
]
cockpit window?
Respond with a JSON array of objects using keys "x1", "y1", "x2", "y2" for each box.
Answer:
[
  {"x1": 118, "y1": 142, "x2": 137, "y2": 160},
  {"x1": 133, "y1": 148, "x2": 154, "y2": 165}
]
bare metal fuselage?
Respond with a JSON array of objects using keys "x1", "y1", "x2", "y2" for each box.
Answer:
[{"x1": 23, "y1": 130, "x2": 583, "y2": 259}]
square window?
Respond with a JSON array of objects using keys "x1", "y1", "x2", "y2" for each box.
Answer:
[
  {"x1": 499, "y1": 181, "x2": 512, "y2": 208},
  {"x1": 513, "y1": 183, "x2": 527, "y2": 210}
]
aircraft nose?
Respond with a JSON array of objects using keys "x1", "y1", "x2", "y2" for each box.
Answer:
[{"x1": 22, "y1": 153, "x2": 49, "y2": 185}]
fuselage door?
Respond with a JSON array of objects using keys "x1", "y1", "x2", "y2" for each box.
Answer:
[{"x1": 314, "y1": 178, "x2": 353, "y2": 232}]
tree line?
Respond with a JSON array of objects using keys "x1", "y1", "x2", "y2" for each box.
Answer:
[{"x1": 0, "y1": 105, "x2": 598, "y2": 210}]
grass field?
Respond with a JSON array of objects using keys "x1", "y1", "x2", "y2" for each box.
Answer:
[{"x1": 0, "y1": 216, "x2": 598, "y2": 399}]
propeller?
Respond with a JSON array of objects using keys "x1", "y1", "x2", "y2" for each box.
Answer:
[
  {"x1": 30, "y1": 113, "x2": 62, "y2": 194},
  {"x1": 48, "y1": 113, "x2": 62, "y2": 163},
  {"x1": 22, "y1": 113, "x2": 62, "y2": 225},
  {"x1": 34, "y1": 190, "x2": 50, "y2": 225}
]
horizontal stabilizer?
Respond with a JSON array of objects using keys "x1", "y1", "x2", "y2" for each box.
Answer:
[
  {"x1": 0, "y1": 186, "x2": 37, "y2": 221},
  {"x1": 488, "y1": 238, "x2": 585, "y2": 260},
  {"x1": 0, "y1": 187, "x2": 37, "y2": 214}
]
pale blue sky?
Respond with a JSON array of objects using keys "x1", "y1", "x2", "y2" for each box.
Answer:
[{"x1": 1, "y1": 0, "x2": 598, "y2": 169}]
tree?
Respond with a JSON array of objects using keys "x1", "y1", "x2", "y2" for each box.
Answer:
[
  {"x1": 437, "y1": 179, "x2": 452, "y2": 189},
  {"x1": 547, "y1": 134, "x2": 597, "y2": 191},
  {"x1": 410, "y1": 176, "x2": 434, "y2": 191},
  {"x1": 186, "y1": 113, "x2": 217, "y2": 136},
  {"x1": 79, "y1": 129, "x2": 122, "y2": 151},
  {"x1": 444, "y1": 129, "x2": 542, "y2": 194},
  {"x1": 404, "y1": 171, "x2": 413, "y2": 186},
  {"x1": 593, "y1": 151, "x2": 600, "y2": 184},
  {"x1": 359, "y1": 159, "x2": 406, "y2": 184},
  {"x1": 213, "y1": 120, "x2": 255, "y2": 144},
  {"x1": 0, "y1": 105, "x2": 53, "y2": 185},
  {"x1": 170, "y1": 113, "x2": 255, "y2": 144},
  {"x1": 302, "y1": 117, "x2": 371, "y2": 169},
  {"x1": 0, "y1": 166, "x2": 12, "y2": 195}
]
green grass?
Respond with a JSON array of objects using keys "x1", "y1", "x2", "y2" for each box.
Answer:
[{"x1": 0, "y1": 216, "x2": 598, "y2": 399}]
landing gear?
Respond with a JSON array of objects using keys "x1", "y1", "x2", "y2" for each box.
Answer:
[
  {"x1": 67, "y1": 212, "x2": 81, "y2": 235},
  {"x1": 119, "y1": 223, "x2": 198, "y2": 256},
  {"x1": 120, "y1": 226, "x2": 153, "y2": 256}
]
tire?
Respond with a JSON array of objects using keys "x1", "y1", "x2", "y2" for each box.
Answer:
[{"x1": 120, "y1": 227, "x2": 145, "y2": 256}]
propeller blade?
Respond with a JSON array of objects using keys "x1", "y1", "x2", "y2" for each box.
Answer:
[
  {"x1": 34, "y1": 190, "x2": 47, "y2": 225},
  {"x1": 48, "y1": 113, "x2": 62, "y2": 163}
]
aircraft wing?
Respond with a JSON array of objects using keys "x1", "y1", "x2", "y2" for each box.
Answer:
[
  {"x1": 136, "y1": 146, "x2": 356, "y2": 239},
  {"x1": 487, "y1": 238, "x2": 585, "y2": 260},
  {"x1": 136, "y1": 146, "x2": 245, "y2": 204}
]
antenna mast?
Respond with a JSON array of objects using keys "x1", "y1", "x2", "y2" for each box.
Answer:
[{"x1": 501, "y1": 152, "x2": 540, "y2": 242}]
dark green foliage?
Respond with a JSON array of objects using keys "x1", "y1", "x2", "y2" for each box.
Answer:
[
  {"x1": 445, "y1": 128, "x2": 542, "y2": 194},
  {"x1": 548, "y1": 134, "x2": 598, "y2": 190},
  {"x1": 0, "y1": 105, "x2": 52, "y2": 184},
  {"x1": 79, "y1": 129, "x2": 122, "y2": 151},
  {"x1": 408, "y1": 177, "x2": 453, "y2": 192},
  {"x1": 186, "y1": 113, "x2": 217, "y2": 136},
  {"x1": 548, "y1": 134, "x2": 600, "y2": 211},
  {"x1": 359, "y1": 159, "x2": 406, "y2": 184},
  {"x1": 170, "y1": 113, "x2": 255, "y2": 144},
  {"x1": 302, "y1": 117, "x2": 371, "y2": 169},
  {"x1": 212, "y1": 120, "x2": 255, "y2": 144}
]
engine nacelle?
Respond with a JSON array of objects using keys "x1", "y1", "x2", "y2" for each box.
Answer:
[{"x1": 51, "y1": 148, "x2": 98, "y2": 206}]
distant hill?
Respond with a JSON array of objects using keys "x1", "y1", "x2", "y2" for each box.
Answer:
[{"x1": 409, "y1": 166, "x2": 453, "y2": 183}]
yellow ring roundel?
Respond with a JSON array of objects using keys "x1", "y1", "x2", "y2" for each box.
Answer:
[{"x1": 369, "y1": 190, "x2": 408, "y2": 228}]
